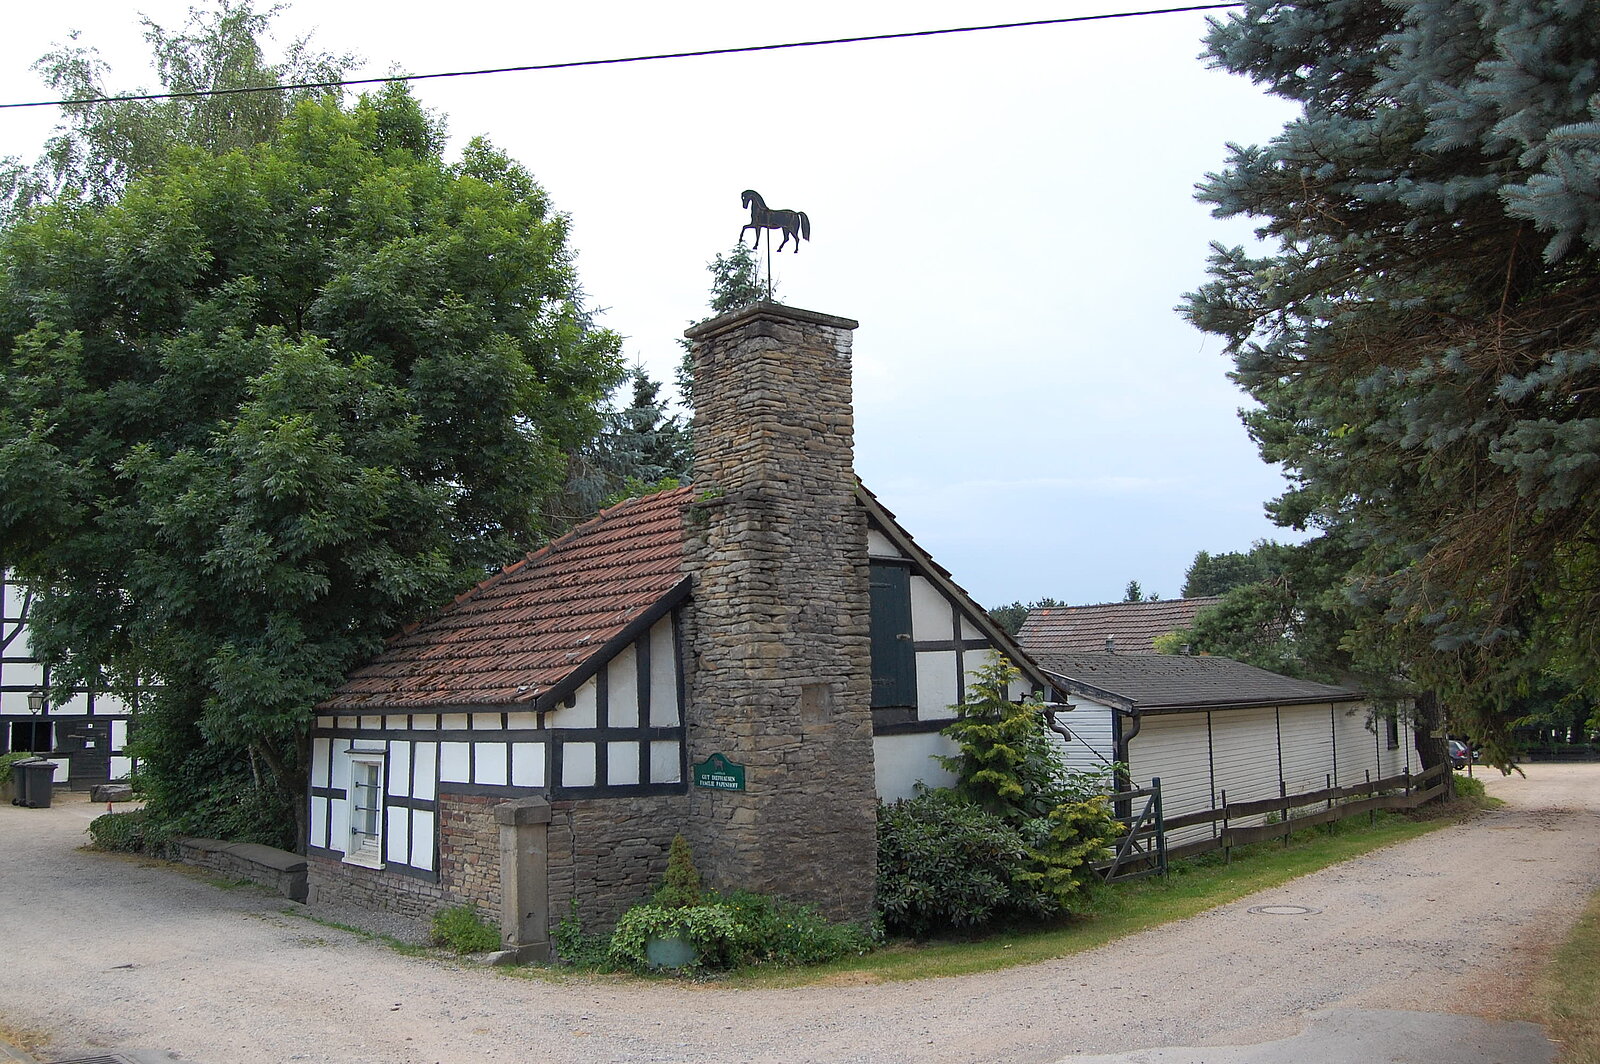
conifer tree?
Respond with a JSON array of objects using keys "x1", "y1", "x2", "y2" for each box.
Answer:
[{"x1": 1184, "y1": 0, "x2": 1600, "y2": 759}]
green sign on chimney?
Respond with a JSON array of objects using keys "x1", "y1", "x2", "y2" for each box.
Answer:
[{"x1": 692, "y1": 752, "x2": 747, "y2": 792}]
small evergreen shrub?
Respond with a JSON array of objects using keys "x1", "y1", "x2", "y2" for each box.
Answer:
[
  {"x1": 1018, "y1": 797, "x2": 1118, "y2": 910},
  {"x1": 655, "y1": 834, "x2": 703, "y2": 908},
  {"x1": 1451, "y1": 773, "x2": 1488, "y2": 801},
  {"x1": 430, "y1": 905, "x2": 500, "y2": 953}
]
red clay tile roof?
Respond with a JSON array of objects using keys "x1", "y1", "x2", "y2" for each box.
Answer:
[
  {"x1": 1017, "y1": 597, "x2": 1224, "y2": 656},
  {"x1": 319, "y1": 486, "x2": 694, "y2": 712}
]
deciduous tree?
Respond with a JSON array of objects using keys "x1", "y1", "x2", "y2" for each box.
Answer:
[
  {"x1": 0, "y1": 86, "x2": 621, "y2": 845},
  {"x1": 2, "y1": 1, "x2": 352, "y2": 219}
]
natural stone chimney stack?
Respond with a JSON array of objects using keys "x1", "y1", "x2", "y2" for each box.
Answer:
[{"x1": 681, "y1": 302, "x2": 877, "y2": 923}]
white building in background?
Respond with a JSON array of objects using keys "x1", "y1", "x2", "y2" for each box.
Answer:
[{"x1": 1, "y1": 570, "x2": 137, "y2": 788}]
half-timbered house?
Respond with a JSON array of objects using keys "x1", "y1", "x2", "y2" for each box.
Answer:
[
  {"x1": 1, "y1": 569, "x2": 139, "y2": 790},
  {"x1": 306, "y1": 302, "x2": 1054, "y2": 956}
]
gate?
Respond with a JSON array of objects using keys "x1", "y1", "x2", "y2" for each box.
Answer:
[{"x1": 1097, "y1": 777, "x2": 1166, "y2": 883}]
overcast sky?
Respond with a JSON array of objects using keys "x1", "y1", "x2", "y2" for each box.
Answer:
[{"x1": 1, "y1": 1, "x2": 1302, "y2": 609}]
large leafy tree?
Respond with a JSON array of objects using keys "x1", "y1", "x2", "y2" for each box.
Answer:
[
  {"x1": 0, "y1": 85, "x2": 622, "y2": 845},
  {"x1": 1184, "y1": 0, "x2": 1600, "y2": 761},
  {"x1": 2, "y1": 1, "x2": 353, "y2": 220}
]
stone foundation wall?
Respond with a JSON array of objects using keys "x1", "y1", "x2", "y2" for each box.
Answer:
[
  {"x1": 307, "y1": 854, "x2": 445, "y2": 920},
  {"x1": 547, "y1": 792, "x2": 691, "y2": 936},
  {"x1": 307, "y1": 789, "x2": 691, "y2": 940},
  {"x1": 438, "y1": 791, "x2": 502, "y2": 915},
  {"x1": 176, "y1": 838, "x2": 308, "y2": 902}
]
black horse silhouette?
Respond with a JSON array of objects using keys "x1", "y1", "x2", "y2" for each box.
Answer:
[{"x1": 740, "y1": 190, "x2": 810, "y2": 253}]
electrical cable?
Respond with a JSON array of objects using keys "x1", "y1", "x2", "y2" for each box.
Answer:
[{"x1": 1, "y1": 3, "x2": 1243, "y2": 111}]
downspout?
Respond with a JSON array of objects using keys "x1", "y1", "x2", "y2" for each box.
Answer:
[
  {"x1": 1116, "y1": 703, "x2": 1143, "y2": 789},
  {"x1": 1111, "y1": 702, "x2": 1142, "y2": 819}
]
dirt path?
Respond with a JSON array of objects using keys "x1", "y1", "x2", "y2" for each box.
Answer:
[{"x1": 2, "y1": 765, "x2": 1595, "y2": 1064}]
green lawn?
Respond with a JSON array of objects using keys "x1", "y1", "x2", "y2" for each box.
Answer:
[
  {"x1": 728, "y1": 798, "x2": 1486, "y2": 988},
  {"x1": 1534, "y1": 889, "x2": 1600, "y2": 1064}
]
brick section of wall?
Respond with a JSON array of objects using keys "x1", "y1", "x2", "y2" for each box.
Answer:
[
  {"x1": 681, "y1": 303, "x2": 879, "y2": 924},
  {"x1": 547, "y1": 792, "x2": 690, "y2": 936},
  {"x1": 307, "y1": 854, "x2": 445, "y2": 920},
  {"x1": 438, "y1": 791, "x2": 502, "y2": 915}
]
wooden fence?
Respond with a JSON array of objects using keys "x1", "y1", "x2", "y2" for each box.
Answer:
[{"x1": 1098, "y1": 760, "x2": 1451, "y2": 877}]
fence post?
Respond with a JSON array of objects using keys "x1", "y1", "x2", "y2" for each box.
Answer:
[
  {"x1": 1326, "y1": 773, "x2": 1335, "y2": 835},
  {"x1": 1152, "y1": 777, "x2": 1166, "y2": 875},
  {"x1": 1280, "y1": 779, "x2": 1290, "y2": 846},
  {"x1": 1221, "y1": 787, "x2": 1230, "y2": 865},
  {"x1": 1366, "y1": 769, "x2": 1374, "y2": 828}
]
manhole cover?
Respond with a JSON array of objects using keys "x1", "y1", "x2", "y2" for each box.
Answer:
[{"x1": 1248, "y1": 904, "x2": 1323, "y2": 916}]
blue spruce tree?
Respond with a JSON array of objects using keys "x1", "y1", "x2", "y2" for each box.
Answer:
[{"x1": 1184, "y1": 0, "x2": 1600, "y2": 760}]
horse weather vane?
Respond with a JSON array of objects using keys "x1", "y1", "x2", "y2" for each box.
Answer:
[{"x1": 739, "y1": 189, "x2": 809, "y2": 301}]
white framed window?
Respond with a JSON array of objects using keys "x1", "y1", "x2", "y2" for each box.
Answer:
[{"x1": 344, "y1": 751, "x2": 386, "y2": 869}]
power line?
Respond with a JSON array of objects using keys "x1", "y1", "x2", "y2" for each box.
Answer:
[{"x1": 1, "y1": 3, "x2": 1243, "y2": 111}]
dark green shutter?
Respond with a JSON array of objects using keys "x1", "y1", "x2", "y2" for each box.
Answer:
[{"x1": 869, "y1": 563, "x2": 916, "y2": 708}]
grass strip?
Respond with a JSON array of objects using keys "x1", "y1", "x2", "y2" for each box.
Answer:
[
  {"x1": 1536, "y1": 889, "x2": 1600, "y2": 1064},
  {"x1": 729, "y1": 801, "x2": 1483, "y2": 988}
]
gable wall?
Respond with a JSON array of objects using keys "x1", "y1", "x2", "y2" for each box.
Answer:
[{"x1": 867, "y1": 530, "x2": 1039, "y2": 802}]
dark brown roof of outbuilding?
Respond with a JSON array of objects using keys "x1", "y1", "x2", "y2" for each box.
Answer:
[
  {"x1": 1035, "y1": 652, "x2": 1362, "y2": 712},
  {"x1": 319, "y1": 486, "x2": 694, "y2": 712},
  {"x1": 1017, "y1": 597, "x2": 1223, "y2": 655}
]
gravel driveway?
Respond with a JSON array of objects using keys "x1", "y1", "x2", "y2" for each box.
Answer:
[{"x1": 2, "y1": 765, "x2": 1595, "y2": 1064}]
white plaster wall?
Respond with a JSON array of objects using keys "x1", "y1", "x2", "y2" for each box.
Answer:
[
  {"x1": 438, "y1": 742, "x2": 470, "y2": 784},
  {"x1": 557, "y1": 679, "x2": 599, "y2": 729},
  {"x1": 607, "y1": 645, "x2": 639, "y2": 727},
  {"x1": 475, "y1": 743, "x2": 508, "y2": 786},
  {"x1": 562, "y1": 742, "x2": 596, "y2": 787},
  {"x1": 511, "y1": 741, "x2": 544, "y2": 787},
  {"x1": 910, "y1": 576, "x2": 955, "y2": 640},
  {"x1": 650, "y1": 740, "x2": 681, "y2": 783},
  {"x1": 385, "y1": 805, "x2": 410, "y2": 865},
  {"x1": 310, "y1": 795, "x2": 329, "y2": 850},
  {"x1": 607, "y1": 741, "x2": 640, "y2": 785},
  {"x1": 873, "y1": 731, "x2": 959, "y2": 802},
  {"x1": 410, "y1": 809, "x2": 436, "y2": 870},
  {"x1": 387, "y1": 742, "x2": 412, "y2": 796},
  {"x1": 867, "y1": 529, "x2": 905, "y2": 558},
  {"x1": 915, "y1": 649, "x2": 959, "y2": 721},
  {"x1": 413, "y1": 742, "x2": 437, "y2": 800},
  {"x1": 649, "y1": 616, "x2": 679, "y2": 727}
]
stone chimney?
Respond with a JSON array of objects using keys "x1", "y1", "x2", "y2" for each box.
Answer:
[{"x1": 680, "y1": 302, "x2": 877, "y2": 923}]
